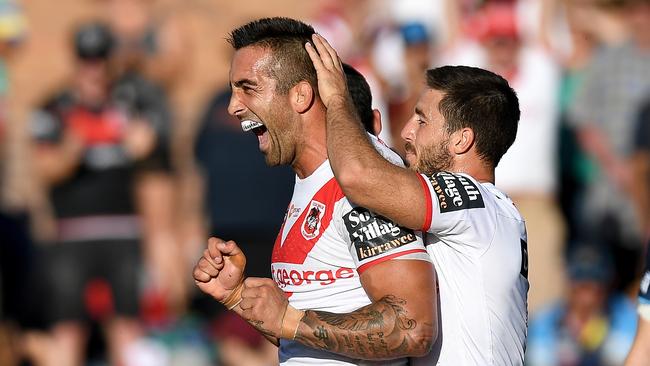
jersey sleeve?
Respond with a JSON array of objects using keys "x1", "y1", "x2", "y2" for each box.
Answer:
[
  {"x1": 416, "y1": 171, "x2": 487, "y2": 234},
  {"x1": 336, "y1": 199, "x2": 430, "y2": 275}
]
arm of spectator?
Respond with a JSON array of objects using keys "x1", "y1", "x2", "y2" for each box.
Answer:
[
  {"x1": 136, "y1": 171, "x2": 188, "y2": 311},
  {"x1": 32, "y1": 128, "x2": 84, "y2": 186},
  {"x1": 631, "y1": 151, "x2": 650, "y2": 237},
  {"x1": 626, "y1": 317, "x2": 650, "y2": 366},
  {"x1": 442, "y1": 0, "x2": 462, "y2": 47},
  {"x1": 144, "y1": 16, "x2": 189, "y2": 88},
  {"x1": 577, "y1": 125, "x2": 633, "y2": 194},
  {"x1": 305, "y1": 34, "x2": 427, "y2": 230}
]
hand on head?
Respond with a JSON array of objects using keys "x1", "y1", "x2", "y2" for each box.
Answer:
[{"x1": 305, "y1": 34, "x2": 349, "y2": 109}]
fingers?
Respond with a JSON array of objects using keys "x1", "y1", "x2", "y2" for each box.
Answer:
[
  {"x1": 305, "y1": 33, "x2": 342, "y2": 71},
  {"x1": 312, "y1": 34, "x2": 342, "y2": 71},
  {"x1": 193, "y1": 246, "x2": 225, "y2": 282},
  {"x1": 308, "y1": 34, "x2": 334, "y2": 69},
  {"x1": 207, "y1": 237, "x2": 247, "y2": 269},
  {"x1": 305, "y1": 40, "x2": 325, "y2": 71}
]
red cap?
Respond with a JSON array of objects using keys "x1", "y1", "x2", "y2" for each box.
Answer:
[{"x1": 467, "y1": 3, "x2": 519, "y2": 42}]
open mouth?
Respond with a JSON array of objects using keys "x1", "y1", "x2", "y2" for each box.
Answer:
[
  {"x1": 241, "y1": 119, "x2": 269, "y2": 150},
  {"x1": 241, "y1": 120, "x2": 264, "y2": 132}
]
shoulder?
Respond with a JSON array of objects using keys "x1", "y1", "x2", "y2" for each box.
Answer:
[
  {"x1": 425, "y1": 171, "x2": 488, "y2": 213},
  {"x1": 368, "y1": 134, "x2": 405, "y2": 167}
]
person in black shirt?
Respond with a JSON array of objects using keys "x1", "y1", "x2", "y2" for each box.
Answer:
[{"x1": 30, "y1": 22, "x2": 173, "y2": 366}]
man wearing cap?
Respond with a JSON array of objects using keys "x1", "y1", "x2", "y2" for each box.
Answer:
[{"x1": 29, "y1": 22, "x2": 172, "y2": 366}]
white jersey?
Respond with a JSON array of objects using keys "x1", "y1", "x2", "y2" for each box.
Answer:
[
  {"x1": 412, "y1": 172, "x2": 529, "y2": 366},
  {"x1": 274, "y1": 137, "x2": 431, "y2": 365}
]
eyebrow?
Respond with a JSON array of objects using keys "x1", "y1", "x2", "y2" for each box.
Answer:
[
  {"x1": 415, "y1": 107, "x2": 427, "y2": 120},
  {"x1": 231, "y1": 78, "x2": 258, "y2": 88}
]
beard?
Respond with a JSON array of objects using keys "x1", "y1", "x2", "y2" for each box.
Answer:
[
  {"x1": 405, "y1": 138, "x2": 453, "y2": 175},
  {"x1": 262, "y1": 103, "x2": 297, "y2": 167}
]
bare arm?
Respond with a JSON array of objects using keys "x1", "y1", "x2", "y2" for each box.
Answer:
[
  {"x1": 577, "y1": 125, "x2": 633, "y2": 194},
  {"x1": 32, "y1": 132, "x2": 84, "y2": 186},
  {"x1": 192, "y1": 238, "x2": 280, "y2": 346},
  {"x1": 625, "y1": 317, "x2": 650, "y2": 366},
  {"x1": 631, "y1": 151, "x2": 650, "y2": 236},
  {"x1": 306, "y1": 34, "x2": 427, "y2": 230},
  {"x1": 195, "y1": 241, "x2": 437, "y2": 357},
  {"x1": 294, "y1": 259, "x2": 436, "y2": 359}
]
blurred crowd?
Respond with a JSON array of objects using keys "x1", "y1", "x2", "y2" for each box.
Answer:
[{"x1": 0, "y1": 0, "x2": 649, "y2": 365}]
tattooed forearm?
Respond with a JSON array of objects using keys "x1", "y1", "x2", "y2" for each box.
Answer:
[
  {"x1": 247, "y1": 320, "x2": 280, "y2": 346},
  {"x1": 294, "y1": 295, "x2": 433, "y2": 359}
]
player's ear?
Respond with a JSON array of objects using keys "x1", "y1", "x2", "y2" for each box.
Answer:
[
  {"x1": 290, "y1": 81, "x2": 315, "y2": 114},
  {"x1": 451, "y1": 127, "x2": 474, "y2": 155},
  {"x1": 372, "y1": 109, "x2": 382, "y2": 136}
]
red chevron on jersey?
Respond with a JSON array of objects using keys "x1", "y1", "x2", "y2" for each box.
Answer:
[{"x1": 272, "y1": 178, "x2": 343, "y2": 264}]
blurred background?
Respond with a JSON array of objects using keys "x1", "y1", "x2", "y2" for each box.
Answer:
[{"x1": 0, "y1": 0, "x2": 648, "y2": 365}]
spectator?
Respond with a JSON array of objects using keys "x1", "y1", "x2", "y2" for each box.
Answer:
[
  {"x1": 0, "y1": 1, "x2": 30, "y2": 365},
  {"x1": 27, "y1": 22, "x2": 172, "y2": 366},
  {"x1": 631, "y1": 98, "x2": 650, "y2": 240},
  {"x1": 440, "y1": 1, "x2": 565, "y2": 313},
  {"x1": 526, "y1": 245, "x2": 638, "y2": 366},
  {"x1": 568, "y1": 0, "x2": 650, "y2": 292},
  {"x1": 386, "y1": 21, "x2": 435, "y2": 157}
]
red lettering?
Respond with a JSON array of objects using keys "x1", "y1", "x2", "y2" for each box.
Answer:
[
  {"x1": 289, "y1": 270, "x2": 303, "y2": 286},
  {"x1": 270, "y1": 266, "x2": 356, "y2": 287},
  {"x1": 281, "y1": 269, "x2": 290, "y2": 285},
  {"x1": 303, "y1": 270, "x2": 314, "y2": 284},
  {"x1": 316, "y1": 270, "x2": 335, "y2": 285},
  {"x1": 336, "y1": 267, "x2": 355, "y2": 279}
]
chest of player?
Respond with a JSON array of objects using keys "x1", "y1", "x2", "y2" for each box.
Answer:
[{"x1": 271, "y1": 176, "x2": 358, "y2": 289}]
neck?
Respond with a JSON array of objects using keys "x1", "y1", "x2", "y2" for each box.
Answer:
[
  {"x1": 292, "y1": 113, "x2": 328, "y2": 179},
  {"x1": 292, "y1": 149, "x2": 327, "y2": 179},
  {"x1": 451, "y1": 155, "x2": 494, "y2": 184}
]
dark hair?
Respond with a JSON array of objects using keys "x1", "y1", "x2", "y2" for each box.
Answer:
[
  {"x1": 425, "y1": 65, "x2": 519, "y2": 167},
  {"x1": 342, "y1": 63, "x2": 374, "y2": 134},
  {"x1": 228, "y1": 17, "x2": 316, "y2": 94},
  {"x1": 74, "y1": 22, "x2": 114, "y2": 60}
]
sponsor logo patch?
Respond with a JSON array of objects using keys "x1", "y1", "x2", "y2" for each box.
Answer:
[
  {"x1": 271, "y1": 264, "x2": 355, "y2": 288},
  {"x1": 429, "y1": 172, "x2": 485, "y2": 213},
  {"x1": 343, "y1": 207, "x2": 417, "y2": 260},
  {"x1": 301, "y1": 200, "x2": 326, "y2": 240}
]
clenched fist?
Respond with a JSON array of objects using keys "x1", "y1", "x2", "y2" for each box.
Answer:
[{"x1": 193, "y1": 237, "x2": 246, "y2": 307}]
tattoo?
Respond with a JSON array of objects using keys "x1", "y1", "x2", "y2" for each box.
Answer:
[
  {"x1": 249, "y1": 319, "x2": 273, "y2": 336},
  {"x1": 314, "y1": 326, "x2": 328, "y2": 342},
  {"x1": 294, "y1": 295, "x2": 431, "y2": 359}
]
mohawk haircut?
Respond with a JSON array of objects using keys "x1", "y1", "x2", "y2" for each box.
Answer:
[
  {"x1": 342, "y1": 63, "x2": 375, "y2": 134},
  {"x1": 228, "y1": 17, "x2": 317, "y2": 94}
]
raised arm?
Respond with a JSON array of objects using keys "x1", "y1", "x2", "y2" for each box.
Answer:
[{"x1": 305, "y1": 34, "x2": 427, "y2": 230}]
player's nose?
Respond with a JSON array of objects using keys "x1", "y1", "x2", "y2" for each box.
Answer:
[
  {"x1": 227, "y1": 90, "x2": 246, "y2": 117},
  {"x1": 401, "y1": 115, "x2": 417, "y2": 142}
]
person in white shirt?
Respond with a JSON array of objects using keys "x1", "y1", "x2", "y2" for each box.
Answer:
[
  {"x1": 304, "y1": 34, "x2": 529, "y2": 365},
  {"x1": 193, "y1": 17, "x2": 437, "y2": 365}
]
